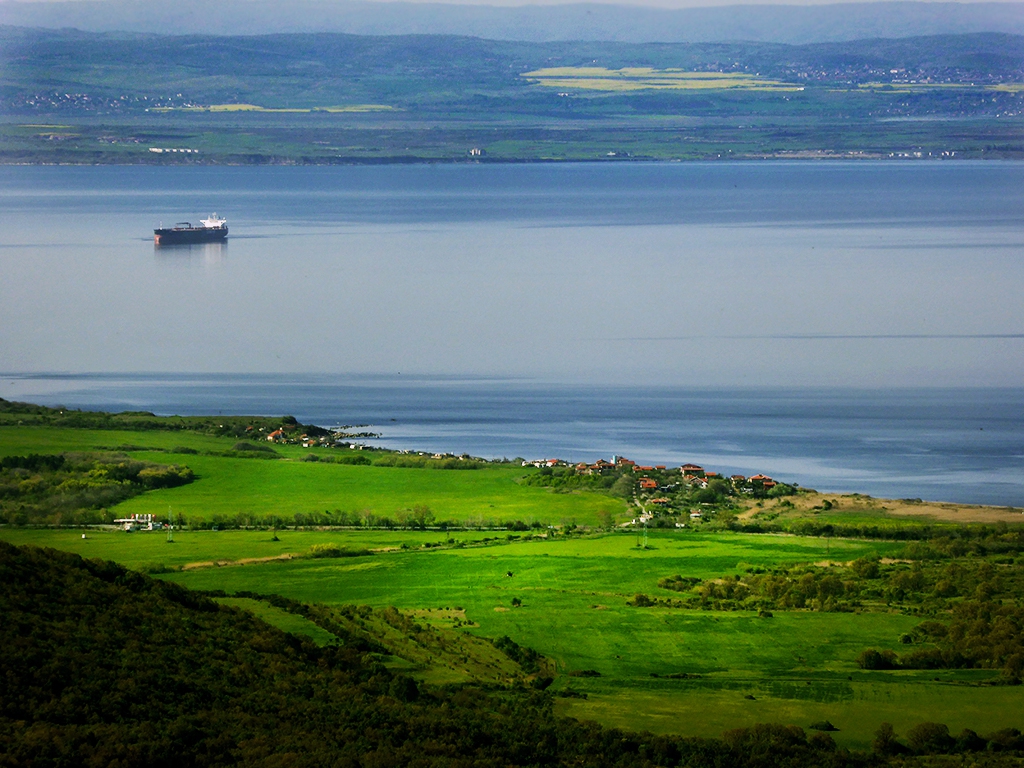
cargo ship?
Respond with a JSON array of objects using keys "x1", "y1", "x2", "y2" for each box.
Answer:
[{"x1": 154, "y1": 214, "x2": 228, "y2": 245}]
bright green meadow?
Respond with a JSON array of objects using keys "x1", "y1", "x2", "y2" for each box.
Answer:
[
  {"x1": 5, "y1": 524, "x2": 1020, "y2": 749},
  {"x1": 3, "y1": 420, "x2": 1023, "y2": 749},
  {"x1": 0, "y1": 425, "x2": 623, "y2": 526}
]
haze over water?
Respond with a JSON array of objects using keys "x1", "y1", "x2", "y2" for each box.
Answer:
[{"x1": 2, "y1": 162, "x2": 1023, "y2": 503}]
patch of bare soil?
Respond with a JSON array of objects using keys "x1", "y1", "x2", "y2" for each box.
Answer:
[
  {"x1": 182, "y1": 553, "x2": 297, "y2": 570},
  {"x1": 739, "y1": 491, "x2": 1024, "y2": 524}
]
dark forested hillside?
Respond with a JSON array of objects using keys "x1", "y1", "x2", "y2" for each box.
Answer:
[
  {"x1": 0, "y1": 542, "x2": 590, "y2": 766},
  {"x1": 1, "y1": 27, "x2": 1021, "y2": 111}
]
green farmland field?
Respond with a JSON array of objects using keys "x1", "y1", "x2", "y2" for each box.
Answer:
[
  {"x1": 3, "y1": 416, "x2": 1024, "y2": 751},
  {"x1": 0, "y1": 425, "x2": 625, "y2": 527},
  {"x1": 131, "y1": 529, "x2": 1024, "y2": 748},
  {"x1": 112, "y1": 455, "x2": 618, "y2": 527},
  {"x1": 7, "y1": 523, "x2": 1019, "y2": 749}
]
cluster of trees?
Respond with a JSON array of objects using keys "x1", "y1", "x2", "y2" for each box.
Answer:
[
  {"x1": 0, "y1": 451, "x2": 194, "y2": 525},
  {"x1": 302, "y1": 452, "x2": 372, "y2": 465},
  {"x1": 658, "y1": 549, "x2": 1024, "y2": 612},
  {"x1": 521, "y1": 467, "x2": 624, "y2": 494},
  {"x1": 871, "y1": 721, "x2": 1024, "y2": 757},
  {"x1": 858, "y1": 600, "x2": 1024, "y2": 679},
  {"x1": 308, "y1": 542, "x2": 373, "y2": 559},
  {"x1": 372, "y1": 455, "x2": 488, "y2": 470},
  {"x1": 492, "y1": 635, "x2": 543, "y2": 674},
  {"x1": 141, "y1": 507, "x2": 546, "y2": 531},
  {"x1": 656, "y1": 559, "x2": 868, "y2": 612},
  {"x1": 729, "y1": 517, "x2": 1024, "y2": 543},
  {"x1": 0, "y1": 397, "x2": 328, "y2": 439},
  {"x1": 652, "y1": 538, "x2": 1024, "y2": 681}
]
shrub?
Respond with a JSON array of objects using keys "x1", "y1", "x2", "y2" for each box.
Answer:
[
  {"x1": 873, "y1": 723, "x2": 906, "y2": 755},
  {"x1": 906, "y1": 722, "x2": 954, "y2": 754},
  {"x1": 310, "y1": 543, "x2": 342, "y2": 557},
  {"x1": 809, "y1": 721, "x2": 838, "y2": 732},
  {"x1": 851, "y1": 557, "x2": 881, "y2": 579},
  {"x1": 137, "y1": 465, "x2": 194, "y2": 489},
  {"x1": 807, "y1": 732, "x2": 837, "y2": 751},
  {"x1": 336, "y1": 454, "x2": 372, "y2": 466},
  {"x1": 232, "y1": 441, "x2": 276, "y2": 452},
  {"x1": 492, "y1": 635, "x2": 541, "y2": 673},
  {"x1": 954, "y1": 728, "x2": 986, "y2": 752},
  {"x1": 387, "y1": 675, "x2": 419, "y2": 702},
  {"x1": 308, "y1": 543, "x2": 370, "y2": 558},
  {"x1": 986, "y1": 728, "x2": 1024, "y2": 751},
  {"x1": 857, "y1": 648, "x2": 898, "y2": 670},
  {"x1": 229, "y1": 442, "x2": 279, "y2": 458}
]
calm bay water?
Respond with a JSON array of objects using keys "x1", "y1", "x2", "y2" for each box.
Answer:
[
  {"x1": 2, "y1": 162, "x2": 1023, "y2": 386},
  {"x1": 2, "y1": 163, "x2": 1023, "y2": 504}
]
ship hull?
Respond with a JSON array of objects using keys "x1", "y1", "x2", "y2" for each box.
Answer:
[{"x1": 154, "y1": 226, "x2": 228, "y2": 245}]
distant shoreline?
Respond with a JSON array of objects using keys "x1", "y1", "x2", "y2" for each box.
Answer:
[{"x1": 6, "y1": 156, "x2": 1024, "y2": 168}]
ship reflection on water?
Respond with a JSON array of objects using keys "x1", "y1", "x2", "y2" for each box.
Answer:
[{"x1": 153, "y1": 240, "x2": 227, "y2": 263}]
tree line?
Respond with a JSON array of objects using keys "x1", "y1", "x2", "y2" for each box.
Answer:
[
  {"x1": 0, "y1": 451, "x2": 194, "y2": 525},
  {"x1": 650, "y1": 532, "x2": 1024, "y2": 681}
]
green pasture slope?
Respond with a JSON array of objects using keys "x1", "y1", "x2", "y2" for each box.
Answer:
[
  {"x1": 153, "y1": 531, "x2": 1023, "y2": 750},
  {"x1": 0, "y1": 527, "x2": 504, "y2": 572},
  {"x1": 6, "y1": 524, "x2": 1023, "y2": 749},
  {"x1": 4, "y1": 416, "x2": 1024, "y2": 750}
]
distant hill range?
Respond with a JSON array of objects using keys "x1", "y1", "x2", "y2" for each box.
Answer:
[{"x1": 1, "y1": 0, "x2": 1022, "y2": 43}]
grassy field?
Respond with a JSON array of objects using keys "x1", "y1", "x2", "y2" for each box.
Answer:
[
  {"x1": 4, "y1": 417, "x2": 1023, "y2": 748},
  {"x1": 563, "y1": 678, "x2": 1024, "y2": 748},
  {"x1": 4, "y1": 111, "x2": 1023, "y2": 165},
  {"x1": 0, "y1": 527, "x2": 504, "y2": 571},
  {"x1": 216, "y1": 596, "x2": 342, "y2": 646},
  {"x1": 0, "y1": 425, "x2": 625, "y2": 527},
  {"x1": 8, "y1": 523, "x2": 1016, "y2": 748},
  {"x1": 112, "y1": 454, "x2": 618, "y2": 527},
  {"x1": 130, "y1": 530, "x2": 1024, "y2": 748}
]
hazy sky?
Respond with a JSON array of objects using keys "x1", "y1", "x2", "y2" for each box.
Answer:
[
  {"x1": 358, "y1": 0, "x2": 1019, "y2": 5},
  {"x1": 10, "y1": 0, "x2": 1023, "y2": 7}
]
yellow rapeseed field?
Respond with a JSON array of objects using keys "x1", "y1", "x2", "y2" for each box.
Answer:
[{"x1": 520, "y1": 67, "x2": 803, "y2": 92}]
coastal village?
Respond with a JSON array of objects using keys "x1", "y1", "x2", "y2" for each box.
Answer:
[
  {"x1": 521, "y1": 455, "x2": 787, "y2": 526},
  {"x1": 254, "y1": 419, "x2": 792, "y2": 528}
]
